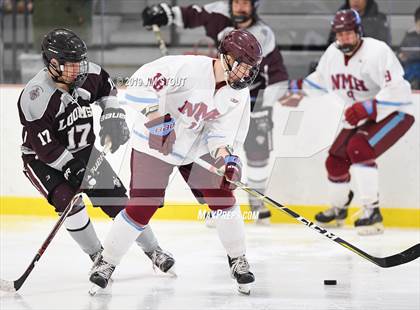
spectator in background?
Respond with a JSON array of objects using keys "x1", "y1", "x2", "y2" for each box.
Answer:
[
  {"x1": 398, "y1": 6, "x2": 420, "y2": 90},
  {"x1": 327, "y1": 0, "x2": 391, "y2": 45}
]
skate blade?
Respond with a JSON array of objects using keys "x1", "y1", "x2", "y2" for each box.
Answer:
[
  {"x1": 255, "y1": 217, "x2": 270, "y2": 226},
  {"x1": 315, "y1": 219, "x2": 345, "y2": 228},
  {"x1": 166, "y1": 266, "x2": 177, "y2": 277},
  {"x1": 357, "y1": 223, "x2": 384, "y2": 236},
  {"x1": 88, "y1": 279, "x2": 113, "y2": 296},
  {"x1": 88, "y1": 284, "x2": 103, "y2": 296},
  {"x1": 237, "y1": 282, "x2": 252, "y2": 295},
  {"x1": 205, "y1": 218, "x2": 217, "y2": 229}
]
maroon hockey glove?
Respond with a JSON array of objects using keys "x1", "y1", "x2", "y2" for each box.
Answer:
[
  {"x1": 345, "y1": 99, "x2": 377, "y2": 126},
  {"x1": 278, "y1": 79, "x2": 305, "y2": 107},
  {"x1": 144, "y1": 113, "x2": 176, "y2": 155},
  {"x1": 217, "y1": 155, "x2": 242, "y2": 191}
]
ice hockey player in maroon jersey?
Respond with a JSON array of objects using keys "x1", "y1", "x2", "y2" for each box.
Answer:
[
  {"x1": 142, "y1": 0, "x2": 289, "y2": 224},
  {"x1": 17, "y1": 28, "x2": 175, "y2": 274}
]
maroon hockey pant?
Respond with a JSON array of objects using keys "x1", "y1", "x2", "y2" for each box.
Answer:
[
  {"x1": 326, "y1": 111, "x2": 415, "y2": 181},
  {"x1": 125, "y1": 150, "x2": 236, "y2": 225}
]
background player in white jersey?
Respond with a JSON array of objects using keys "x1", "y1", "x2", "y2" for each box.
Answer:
[
  {"x1": 280, "y1": 9, "x2": 414, "y2": 235},
  {"x1": 89, "y1": 29, "x2": 263, "y2": 295},
  {"x1": 18, "y1": 28, "x2": 174, "y2": 273},
  {"x1": 142, "y1": 0, "x2": 290, "y2": 224}
]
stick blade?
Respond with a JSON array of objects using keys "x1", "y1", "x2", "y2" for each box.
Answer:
[
  {"x1": 0, "y1": 279, "x2": 16, "y2": 293},
  {"x1": 382, "y1": 243, "x2": 420, "y2": 268}
]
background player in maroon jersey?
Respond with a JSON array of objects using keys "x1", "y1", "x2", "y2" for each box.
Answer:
[{"x1": 17, "y1": 28, "x2": 175, "y2": 273}]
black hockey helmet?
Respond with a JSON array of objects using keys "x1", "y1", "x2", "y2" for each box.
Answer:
[
  {"x1": 41, "y1": 28, "x2": 89, "y2": 88},
  {"x1": 218, "y1": 29, "x2": 263, "y2": 90},
  {"x1": 229, "y1": 0, "x2": 261, "y2": 25}
]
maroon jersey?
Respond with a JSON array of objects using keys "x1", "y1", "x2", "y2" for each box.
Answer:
[
  {"x1": 174, "y1": 1, "x2": 288, "y2": 101},
  {"x1": 18, "y1": 62, "x2": 118, "y2": 170}
]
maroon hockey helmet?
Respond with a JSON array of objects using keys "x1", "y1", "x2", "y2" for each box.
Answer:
[
  {"x1": 218, "y1": 29, "x2": 263, "y2": 90},
  {"x1": 331, "y1": 9, "x2": 363, "y2": 53},
  {"x1": 331, "y1": 9, "x2": 363, "y2": 36}
]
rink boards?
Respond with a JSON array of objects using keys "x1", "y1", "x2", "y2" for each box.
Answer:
[{"x1": 0, "y1": 86, "x2": 419, "y2": 228}]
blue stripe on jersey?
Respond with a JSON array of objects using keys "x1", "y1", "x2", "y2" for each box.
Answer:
[
  {"x1": 376, "y1": 100, "x2": 412, "y2": 106},
  {"x1": 206, "y1": 134, "x2": 226, "y2": 140},
  {"x1": 125, "y1": 93, "x2": 159, "y2": 104},
  {"x1": 303, "y1": 78, "x2": 328, "y2": 93},
  {"x1": 133, "y1": 129, "x2": 185, "y2": 160},
  {"x1": 121, "y1": 209, "x2": 145, "y2": 231},
  {"x1": 368, "y1": 112, "x2": 405, "y2": 147}
]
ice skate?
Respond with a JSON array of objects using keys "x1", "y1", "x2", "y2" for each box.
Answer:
[
  {"x1": 89, "y1": 255, "x2": 116, "y2": 295},
  {"x1": 204, "y1": 211, "x2": 217, "y2": 228},
  {"x1": 145, "y1": 246, "x2": 176, "y2": 276},
  {"x1": 89, "y1": 247, "x2": 103, "y2": 262},
  {"x1": 355, "y1": 206, "x2": 384, "y2": 236},
  {"x1": 250, "y1": 196, "x2": 271, "y2": 225},
  {"x1": 228, "y1": 255, "x2": 255, "y2": 295},
  {"x1": 315, "y1": 190, "x2": 353, "y2": 227}
]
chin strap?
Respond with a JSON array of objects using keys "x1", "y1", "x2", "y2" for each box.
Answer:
[
  {"x1": 220, "y1": 53, "x2": 230, "y2": 86},
  {"x1": 220, "y1": 54, "x2": 241, "y2": 89}
]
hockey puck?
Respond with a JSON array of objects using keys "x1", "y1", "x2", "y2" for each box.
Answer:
[{"x1": 324, "y1": 280, "x2": 337, "y2": 285}]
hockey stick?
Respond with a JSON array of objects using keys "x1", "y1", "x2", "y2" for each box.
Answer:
[
  {"x1": 0, "y1": 142, "x2": 112, "y2": 292},
  {"x1": 193, "y1": 157, "x2": 420, "y2": 268},
  {"x1": 152, "y1": 24, "x2": 168, "y2": 56}
]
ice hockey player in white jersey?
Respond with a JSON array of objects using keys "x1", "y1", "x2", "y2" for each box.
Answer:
[
  {"x1": 142, "y1": 0, "x2": 290, "y2": 224},
  {"x1": 280, "y1": 9, "x2": 414, "y2": 235},
  {"x1": 89, "y1": 29, "x2": 263, "y2": 295}
]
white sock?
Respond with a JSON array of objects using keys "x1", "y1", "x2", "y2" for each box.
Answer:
[
  {"x1": 246, "y1": 163, "x2": 272, "y2": 192},
  {"x1": 64, "y1": 204, "x2": 102, "y2": 255},
  {"x1": 328, "y1": 180, "x2": 351, "y2": 208},
  {"x1": 352, "y1": 164, "x2": 379, "y2": 208},
  {"x1": 214, "y1": 204, "x2": 246, "y2": 258},
  {"x1": 64, "y1": 204, "x2": 90, "y2": 231},
  {"x1": 102, "y1": 210, "x2": 145, "y2": 265},
  {"x1": 135, "y1": 225, "x2": 159, "y2": 253}
]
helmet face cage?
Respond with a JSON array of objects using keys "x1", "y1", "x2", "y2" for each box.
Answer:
[
  {"x1": 41, "y1": 28, "x2": 89, "y2": 88},
  {"x1": 222, "y1": 53, "x2": 260, "y2": 90},
  {"x1": 331, "y1": 9, "x2": 363, "y2": 54},
  {"x1": 218, "y1": 29, "x2": 263, "y2": 90},
  {"x1": 229, "y1": 0, "x2": 260, "y2": 24},
  {"x1": 69, "y1": 58, "x2": 89, "y2": 88}
]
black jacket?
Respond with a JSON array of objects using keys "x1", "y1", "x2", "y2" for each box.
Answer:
[
  {"x1": 327, "y1": 0, "x2": 391, "y2": 45},
  {"x1": 398, "y1": 30, "x2": 420, "y2": 64}
]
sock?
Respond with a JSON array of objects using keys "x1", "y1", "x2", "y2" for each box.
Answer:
[
  {"x1": 328, "y1": 179, "x2": 351, "y2": 209},
  {"x1": 247, "y1": 163, "x2": 271, "y2": 211},
  {"x1": 64, "y1": 203, "x2": 101, "y2": 255},
  {"x1": 135, "y1": 225, "x2": 159, "y2": 253},
  {"x1": 102, "y1": 210, "x2": 145, "y2": 265},
  {"x1": 214, "y1": 204, "x2": 246, "y2": 258},
  {"x1": 352, "y1": 164, "x2": 379, "y2": 208}
]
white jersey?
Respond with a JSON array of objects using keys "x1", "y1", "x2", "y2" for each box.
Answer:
[
  {"x1": 124, "y1": 55, "x2": 250, "y2": 165},
  {"x1": 304, "y1": 37, "x2": 412, "y2": 120}
]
